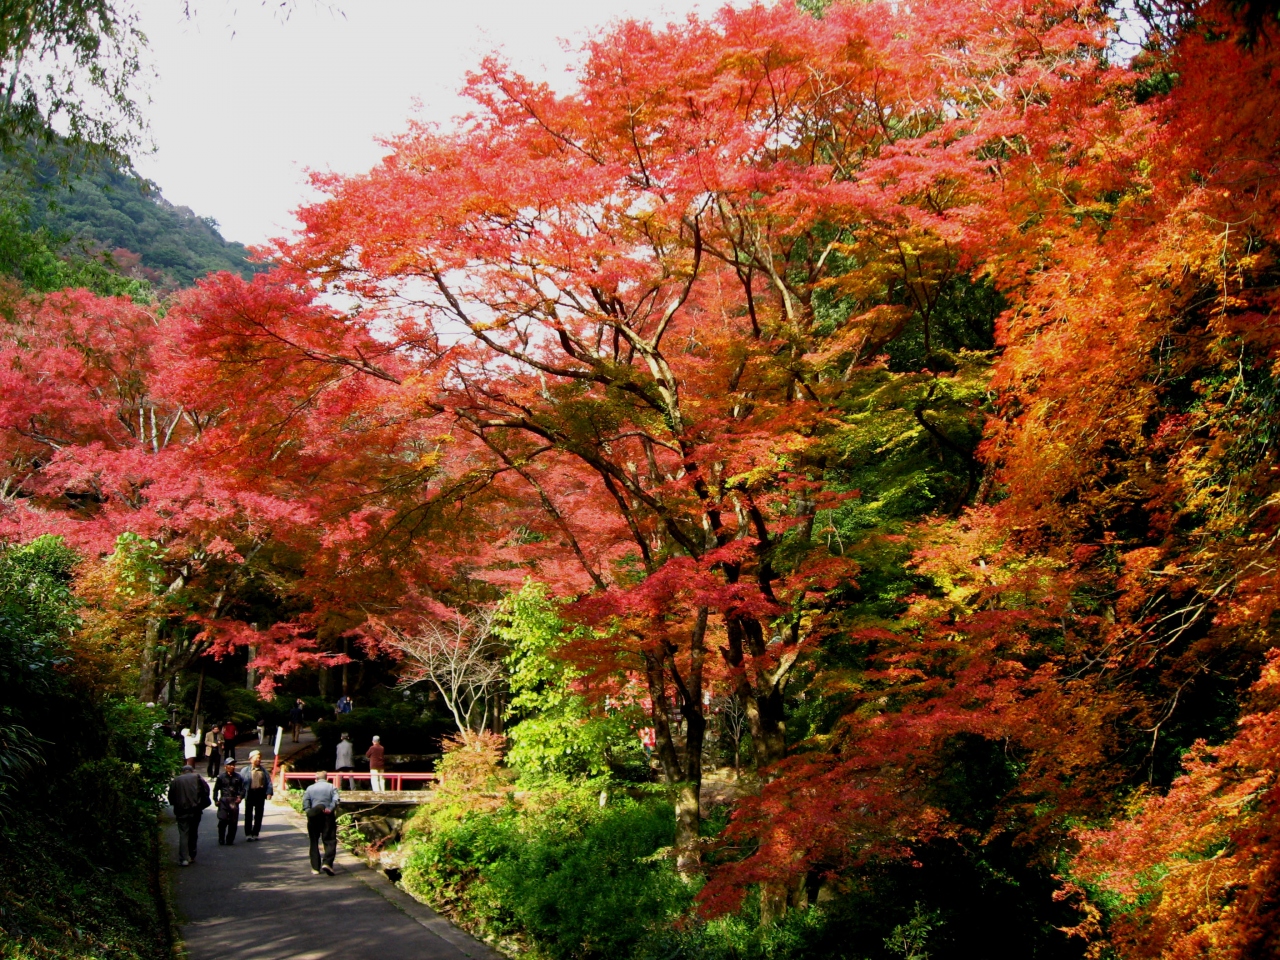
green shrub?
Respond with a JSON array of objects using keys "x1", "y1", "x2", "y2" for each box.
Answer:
[
  {"x1": 487, "y1": 797, "x2": 688, "y2": 959},
  {"x1": 0, "y1": 538, "x2": 179, "y2": 960},
  {"x1": 498, "y1": 582, "x2": 645, "y2": 780},
  {"x1": 401, "y1": 789, "x2": 691, "y2": 959},
  {"x1": 402, "y1": 803, "x2": 523, "y2": 933},
  {"x1": 633, "y1": 907, "x2": 834, "y2": 960},
  {"x1": 0, "y1": 824, "x2": 172, "y2": 960}
]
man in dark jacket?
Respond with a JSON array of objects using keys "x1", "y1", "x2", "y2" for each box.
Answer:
[
  {"x1": 214, "y1": 759, "x2": 246, "y2": 845},
  {"x1": 168, "y1": 764, "x2": 211, "y2": 866},
  {"x1": 288, "y1": 700, "x2": 305, "y2": 743}
]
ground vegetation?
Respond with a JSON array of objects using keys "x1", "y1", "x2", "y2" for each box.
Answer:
[{"x1": 0, "y1": 537, "x2": 180, "y2": 960}]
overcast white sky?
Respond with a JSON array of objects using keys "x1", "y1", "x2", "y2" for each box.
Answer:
[{"x1": 131, "y1": 0, "x2": 723, "y2": 248}]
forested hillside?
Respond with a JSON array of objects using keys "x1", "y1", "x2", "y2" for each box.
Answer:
[{"x1": 0, "y1": 149, "x2": 260, "y2": 293}]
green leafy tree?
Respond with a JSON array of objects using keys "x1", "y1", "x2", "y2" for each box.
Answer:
[
  {"x1": 0, "y1": 1, "x2": 147, "y2": 166},
  {"x1": 0, "y1": 535, "x2": 79, "y2": 817},
  {"x1": 499, "y1": 582, "x2": 641, "y2": 779},
  {"x1": 0, "y1": 535, "x2": 79, "y2": 666}
]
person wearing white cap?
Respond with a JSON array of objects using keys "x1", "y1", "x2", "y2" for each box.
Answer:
[
  {"x1": 366, "y1": 735, "x2": 385, "y2": 793},
  {"x1": 242, "y1": 749, "x2": 274, "y2": 840}
]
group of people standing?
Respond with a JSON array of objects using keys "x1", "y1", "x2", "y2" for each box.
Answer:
[
  {"x1": 178, "y1": 719, "x2": 253, "y2": 778},
  {"x1": 167, "y1": 749, "x2": 274, "y2": 866},
  {"x1": 167, "y1": 717, "x2": 388, "y2": 877},
  {"x1": 334, "y1": 730, "x2": 386, "y2": 791}
]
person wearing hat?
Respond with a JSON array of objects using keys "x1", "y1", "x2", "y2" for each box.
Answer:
[
  {"x1": 213, "y1": 758, "x2": 246, "y2": 845},
  {"x1": 242, "y1": 749, "x2": 274, "y2": 840},
  {"x1": 168, "y1": 764, "x2": 211, "y2": 866},
  {"x1": 366, "y1": 735, "x2": 386, "y2": 793}
]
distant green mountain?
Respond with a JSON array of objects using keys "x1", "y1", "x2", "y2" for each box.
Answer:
[{"x1": 1, "y1": 148, "x2": 263, "y2": 294}]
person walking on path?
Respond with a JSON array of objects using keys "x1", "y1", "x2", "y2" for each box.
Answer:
[
  {"x1": 168, "y1": 764, "x2": 211, "y2": 866},
  {"x1": 334, "y1": 731, "x2": 355, "y2": 789},
  {"x1": 204, "y1": 726, "x2": 222, "y2": 777},
  {"x1": 366, "y1": 735, "x2": 385, "y2": 793},
  {"x1": 288, "y1": 699, "x2": 305, "y2": 743},
  {"x1": 255, "y1": 717, "x2": 266, "y2": 744},
  {"x1": 214, "y1": 759, "x2": 246, "y2": 845},
  {"x1": 181, "y1": 726, "x2": 201, "y2": 765},
  {"x1": 221, "y1": 719, "x2": 239, "y2": 762},
  {"x1": 241, "y1": 749, "x2": 274, "y2": 840},
  {"x1": 302, "y1": 771, "x2": 340, "y2": 875}
]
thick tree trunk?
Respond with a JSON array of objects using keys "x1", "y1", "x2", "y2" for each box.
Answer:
[
  {"x1": 743, "y1": 679, "x2": 788, "y2": 769},
  {"x1": 676, "y1": 690, "x2": 706, "y2": 877},
  {"x1": 673, "y1": 780, "x2": 702, "y2": 879},
  {"x1": 725, "y1": 615, "x2": 793, "y2": 770},
  {"x1": 724, "y1": 613, "x2": 799, "y2": 925},
  {"x1": 759, "y1": 882, "x2": 789, "y2": 926},
  {"x1": 643, "y1": 607, "x2": 709, "y2": 881}
]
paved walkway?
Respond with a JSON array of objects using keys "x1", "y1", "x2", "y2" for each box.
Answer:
[{"x1": 168, "y1": 732, "x2": 498, "y2": 960}]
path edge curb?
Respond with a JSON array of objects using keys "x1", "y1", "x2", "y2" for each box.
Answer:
[{"x1": 272, "y1": 800, "x2": 506, "y2": 960}]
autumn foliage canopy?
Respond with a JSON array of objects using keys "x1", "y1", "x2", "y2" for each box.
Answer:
[{"x1": 3, "y1": 0, "x2": 1279, "y2": 954}]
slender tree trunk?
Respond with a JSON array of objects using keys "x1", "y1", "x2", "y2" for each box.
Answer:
[
  {"x1": 342, "y1": 637, "x2": 350, "y2": 696},
  {"x1": 138, "y1": 617, "x2": 161, "y2": 702},
  {"x1": 190, "y1": 661, "x2": 206, "y2": 729}
]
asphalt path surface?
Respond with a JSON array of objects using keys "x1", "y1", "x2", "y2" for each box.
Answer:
[{"x1": 167, "y1": 736, "x2": 498, "y2": 960}]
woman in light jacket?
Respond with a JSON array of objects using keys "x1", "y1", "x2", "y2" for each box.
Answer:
[{"x1": 181, "y1": 727, "x2": 201, "y2": 764}]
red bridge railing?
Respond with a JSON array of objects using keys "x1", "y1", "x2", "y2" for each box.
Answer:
[{"x1": 282, "y1": 771, "x2": 437, "y2": 791}]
